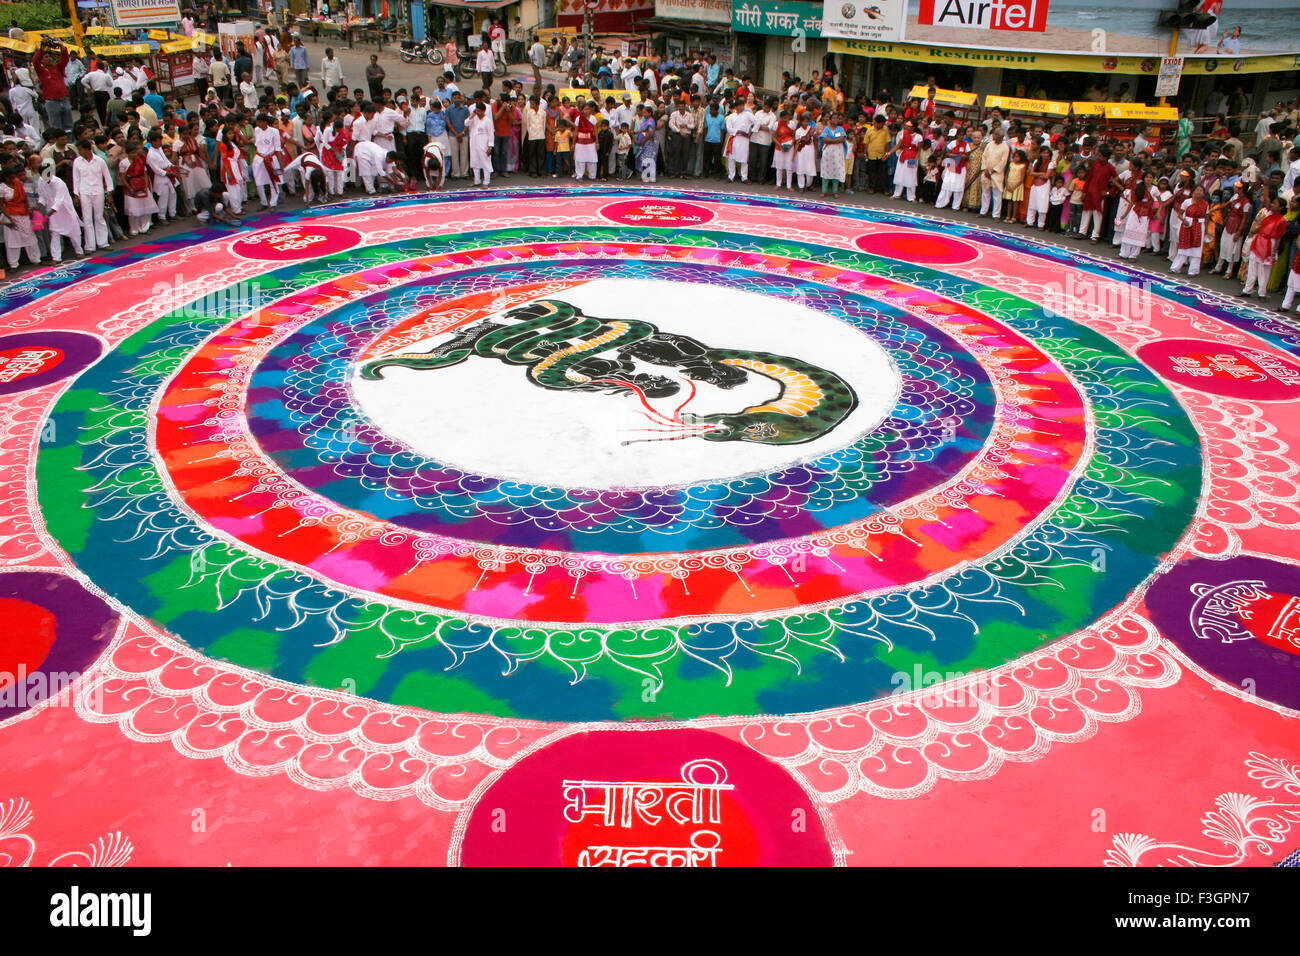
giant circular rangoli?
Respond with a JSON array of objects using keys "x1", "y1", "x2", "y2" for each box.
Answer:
[{"x1": 3, "y1": 188, "x2": 1300, "y2": 868}]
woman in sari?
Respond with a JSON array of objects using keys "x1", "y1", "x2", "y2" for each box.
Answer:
[
  {"x1": 1175, "y1": 109, "x2": 1194, "y2": 161},
  {"x1": 173, "y1": 116, "x2": 212, "y2": 203},
  {"x1": 1268, "y1": 195, "x2": 1300, "y2": 292},
  {"x1": 818, "y1": 112, "x2": 847, "y2": 197},
  {"x1": 508, "y1": 96, "x2": 523, "y2": 172},
  {"x1": 544, "y1": 94, "x2": 559, "y2": 176},
  {"x1": 636, "y1": 106, "x2": 658, "y2": 183},
  {"x1": 772, "y1": 111, "x2": 795, "y2": 191}
]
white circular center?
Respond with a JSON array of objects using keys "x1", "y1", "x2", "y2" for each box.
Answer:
[{"x1": 351, "y1": 278, "x2": 899, "y2": 489}]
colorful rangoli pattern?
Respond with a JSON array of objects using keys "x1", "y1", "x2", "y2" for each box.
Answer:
[{"x1": 2, "y1": 188, "x2": 1298, "y2": 866}]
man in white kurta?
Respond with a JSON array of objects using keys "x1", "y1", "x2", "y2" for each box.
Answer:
[
  {"x1": 37, "y1": 159, "x2": 82, "y2": 261},
  {"x1": 145, "y1": 132, "x2": 179, "y2": 220},
  {"x1": 282, "y1": 150, "x2": 329, "y2": 203},
  {"x1": 725, "y1": 104, "x2": 753, "y2": 183},
  {"x1": 8, "y1": 70, "x2": 42, "y2": 133},
  {"x1": 72, "y1": 139, "x2": 113, "y2": 252},
  {"x1": 422, "y1": 140, "x2": 447, "y2": 190},
  {"x1": 352, "y1": 140, "x2": 389, "y2": 194},
  {"x1": 371, "y1": 103, "x2": 404, "y2": 153},
  {"x1": 466, "y1": 102, "x2": 494, "y2": 186},
  {"x1": 252, "y1": 118, "x2": 284, "y2": 208}
]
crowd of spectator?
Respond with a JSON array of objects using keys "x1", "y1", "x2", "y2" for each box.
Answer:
[{"x1": 1, "y1": 24, "x2": 1298, "y2": 308}]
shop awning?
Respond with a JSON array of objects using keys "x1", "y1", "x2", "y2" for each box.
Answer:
[
  {"x1": 636, "y1": 16, "x2": 732, "y2": 35},
  {"x1": 829, "y1": 37, "x2": 1295, "y2": 76},
  {"x1": 428, "y1": 0, "x2": 514, "y2": 9}
]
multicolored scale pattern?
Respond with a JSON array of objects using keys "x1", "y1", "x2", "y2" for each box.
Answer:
[{"x1": 35, "y1": 205, "x2": 1200, "y2": 722}]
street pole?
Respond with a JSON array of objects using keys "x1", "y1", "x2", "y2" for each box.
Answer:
[
  {"x1": 1158, "y1": 26, "x2": 1178, "y2": 106},
  {"x1": 66, "y1": 0, "x2": 85, "y2": 49},
  {"x1": 584, "y1": 2, "x2": 593, "y2": 77}
]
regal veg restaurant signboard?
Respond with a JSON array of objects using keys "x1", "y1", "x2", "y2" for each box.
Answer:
[
  {"x1": 109, "y1": 0, "x2": 181, "y2": 30},
  {"x1": 821, "y1": 0, "x2": 907, "y2": 42}
]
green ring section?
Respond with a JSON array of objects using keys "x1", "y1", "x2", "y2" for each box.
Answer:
[{"x1": 38, "y1": 225, "x2": 1201, "y2": 721}]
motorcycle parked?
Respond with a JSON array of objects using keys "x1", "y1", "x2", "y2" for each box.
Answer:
[
  {"x1": 456, "y1": 45, "x2": 508, "y2": 80},
  {"x1": 399, "y1": 39, "x2": 445, "y2": 66}
]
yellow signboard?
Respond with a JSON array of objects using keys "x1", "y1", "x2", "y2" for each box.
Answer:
[
  {"x1": 1070, "y1": 101, "x2": 1105, "y2": 116},
  {"x1": 558, "y1": 88, "x2": 600, "y2": 102},
  {"x1": 161, "y1": 40, "x2": 195, "y2": 54},
  {"x1": 908, "y1": 84, "x2": 977, "y2": 107},
  {"x1": 24, "y1": 28, "x2": 77, "y2": 41},
  {"x1": 0, "y1": 37, "x2": 37, "y2": 55},
  {"x1": 91, "y1": 44, "x2": 153, "y2": 57},
  {"x1": 1103, "y1": 104, "x2": 1178, "y2": 122},
  {"x1": 985, "y1": 94, "x2": 1070, "y2": 117},
  {"x1": 829, "y1": 38, "x2": 1300, "y2": 76},
  {"x1": 193, "y1": 31, "x2": 219, "y2": 46}
]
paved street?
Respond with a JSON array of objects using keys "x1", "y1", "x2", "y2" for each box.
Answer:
[{"x1": 283, "y1": 35, "x2": 558, "y2": 98}]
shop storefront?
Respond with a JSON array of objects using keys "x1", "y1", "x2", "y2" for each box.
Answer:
[
  {"x1": 821, "y1": 0, "x2": 1299, "y2": 121},
  {"x1": 555, "y1": 0, "x2": 652, "y2": 34},
  {"x1": 829, "y1": 38, "x2": 1298, "y2": 119},
  {"x1": 729, "y1": 1, "x2": 824, "y2": 91},
  {"x1": 421, "y1": 0, "x2": 520, "y2": 44},
  {"x1": 642, "y1": 0, "x2": 733, "y2": 69}
]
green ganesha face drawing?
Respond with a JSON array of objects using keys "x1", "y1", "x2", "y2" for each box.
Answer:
[{"x1": 359, "y1": 299, "x2": 860, "y2": 446}]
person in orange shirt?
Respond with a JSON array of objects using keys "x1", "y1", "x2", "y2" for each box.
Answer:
[{"x1": 492, "y1": 93, "x2": 515, "y2": 176}]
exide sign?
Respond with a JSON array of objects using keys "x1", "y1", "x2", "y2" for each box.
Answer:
[{"x1": 918, "y1": 0, "x2": 1050, "y2": 32}]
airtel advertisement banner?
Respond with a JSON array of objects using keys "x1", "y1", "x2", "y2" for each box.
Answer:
[
  {"x1": 887, "y1": 0, "x2": 1298, "y2": 58},
  {"x1": 917, "y1": 0, "x2": 1049, "y2": 32}
]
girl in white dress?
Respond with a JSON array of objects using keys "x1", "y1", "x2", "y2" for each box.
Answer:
[
  {"x1": 1117, "y1": 182, "x2": 1152, "y2": 260},
  {"x1": 889, "y1": 122, "x2": 923, "y2": 202},
  {"x1": 793, "y1": 114, "x2": 817, "y2": 191},
  {"x1": 1148, "y1": 176, "x2": 1172, "y2": 252},
  {"x1": 118, "y1": 142, "x2": 158, "y2": 235},
  {"x1": 217, "y1": 127, "x2": 246, "y2": 216}
]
